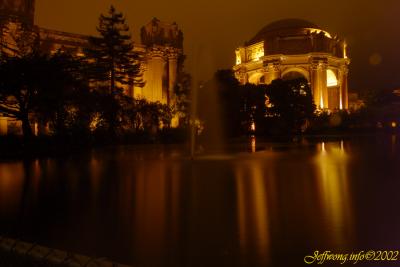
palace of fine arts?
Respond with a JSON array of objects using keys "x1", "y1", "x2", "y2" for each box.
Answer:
[{"x1": 0, "y1": 1, "x2": 400, "y2": 267}]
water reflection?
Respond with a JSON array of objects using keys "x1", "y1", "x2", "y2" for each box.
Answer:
[
  {"x1": 0, "y1": 139, "x2": 397, "y2": 267},
  {"x1": 314, "y1": 141, "x2": 354, "y2": 247},
  {"x1": 0, "y1": 162, "x2": 24, "y2": 216},
  {"x1": 131, "y1": 161, "x2": 182, "y2": 266},
  {"x1": 249, "y1": 136, "x2": 256, "y2": 153},
  {"x1": 235, "y1": 159, "x2": 270, "y2": 266}
]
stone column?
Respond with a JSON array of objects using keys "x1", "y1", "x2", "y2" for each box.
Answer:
[
  {"x1": 236, "y1": 70, "x2": 248, "y2": 85},
  {"x1": 0, "y1": 116, "x2": 8, "y2": 136},
  {"x1": 311, "y1": 60, "x2": 328, "y2": 109},
  {"x1": 263, "y1": 62, "x2": 280, "y2": 84},
  {"x1": 340, "y1": 67, "x2": 349, "y2": 110},
  {"x1": 143, "y1": 48, "x2": 166, "y2": 103},
  {"x1": 310, "y1": 63, "x2": 321, "y2": 108},
  {"x1": 168, "y1": 52, "x2": 178, "y2": 106},
  {"x1": 320, "y1": 64, "x2": 328, "y2": 109}
]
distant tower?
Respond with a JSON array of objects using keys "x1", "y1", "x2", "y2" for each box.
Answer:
[
  {"x1": 137, "y1": 18, "x2": 183, "y2": 106},
  {"x1": 0, "y1": 0, "x2": 35, "y2": 25}
]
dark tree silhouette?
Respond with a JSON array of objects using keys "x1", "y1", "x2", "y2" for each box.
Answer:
[
  {"x1": 0, "y1": 53, "x2": 51, "y2": 139},
  {"x1": 0, "y1": 51, "x2": 93, "y2": 140},
  {"x1": 85, "y1": 6, "x2": 142, "y2": 93},
  {"x1": 84, "y1": 6, "x2": 143, "y2": 135},
  {"x1": 265, "y1": 78, "x2": 315, "y2": 134},
  {"x1": 174, "y1": 71, "x2": 191, "y2": 126},
  {"x1": 34, "y1": 52, "x2": 92, "y2": 136}
]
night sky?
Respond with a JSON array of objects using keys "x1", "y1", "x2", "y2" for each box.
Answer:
[{"x1": 35, "y1": 0, "x2": 400, "y2": 93}]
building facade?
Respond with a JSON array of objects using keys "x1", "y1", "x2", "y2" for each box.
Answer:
[
  {"x1": 233, "y1": 19, "x2": 350, "y2": 110},
  {"x1": 0, "y1": 0, "x2": 183, "y2": 134}
]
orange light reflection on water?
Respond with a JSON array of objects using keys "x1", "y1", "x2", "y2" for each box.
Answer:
[
  {"x1": 314, "y1": 141, "x2": 354, "y2": 247},
  {"x1": 235, "y1": 160, "x2": 270, "y2": 265}
]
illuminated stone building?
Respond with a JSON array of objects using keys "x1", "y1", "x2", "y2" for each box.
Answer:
[
  {"x1": 233, "y1": 19, "x2": 350, "y2": 110},
  {"x1": 0, "y1": 0, "x2": 184, "y2": 134}
]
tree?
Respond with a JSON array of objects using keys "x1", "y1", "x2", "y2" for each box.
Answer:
[
  {"x1": 34, "y1": 52, "x2": 93, "y2": 136},
  {"x1": 0, "y1": 53, "x2": 52, "y2": 139},
  {"x1": 0, "y1": 21, "x2": 39, "y2": 58},
  {"x1": 174, "y1": 71, "x2": 191, "y2": 126},
  {"x1": 240, "y1": 83, "x2": 267, "y2": 134},
  {"x1": 84, "y1": 5, "x2": 143, "y2": 134},
  {"x1": 0, "y1": 51, "x2": 92, "y2": 140},
  {"x1": 265, "y1": 78, "x2": 315, "y2": 134}
]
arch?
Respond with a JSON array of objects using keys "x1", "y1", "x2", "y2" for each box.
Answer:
[
  {"x1": 248, "y1": 72, "x2": 264, "y2": 85},
  {"x1": 281, "y1": 67, "x2": 310, "y2": 81},
  {"x1": 326, "y1": 69, "x2": 338, "y2": 87}
]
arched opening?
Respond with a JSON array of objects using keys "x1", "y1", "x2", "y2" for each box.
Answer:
[
  {"x1": 281, "y1": 67, "x2": 310, "y2": 81},
  {"x1": 327, "y1": 69, "x2": 338, "y2": 87},
  {"x1": 326, "y1": 69, "x2": 340, "y2": 109},
  {"x1": 248, "y1": 72, "x2": 264, "y2": 85},
  {"x1": 282, "y1": 71, "x2": 306, "y2": 81}
]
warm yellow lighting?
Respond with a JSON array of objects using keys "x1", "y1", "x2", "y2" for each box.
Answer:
[
  {"x1": 251, "y1": 136, "x2": 256, "y2": 153},
  {"x1": 391, "y1": 122, "x2": 397, "y2": 128},
  {"x1": 308, "y1": 28, "x2": 332, "y2": 39},
  {"x1": 235, "y1": 50, "x2": 242, "y2": 65},
  {"x1": 314, "y1": 141, "x2": 353, "y2": 244},
  {"x1": 246, "y1": 43, "x2": 264, "y2": 62},
  {"x1": 235, "y1": 161, "x2": 270, "y2": 265},
  {"x1": 34, "y1": 122, "x2": 39, "y2": 136},
  {"x1": 327, "y1": 69, "x2": 338, "y2": 87},
  {"x1": 90, "y1": 113, "x2": 102, "y2": 131},
  {"x1": 253, "y1": 49, "x2": 264, "y2": 61},
  {"x1": 320, "y1": 94, "x2": 324, "y2": 109},
  {"x1": 343, "y1": 41, "x2": 348, "y2": 59},
  {"x1": 250, "y1": 121, "x2": 256, "y2": 132}
]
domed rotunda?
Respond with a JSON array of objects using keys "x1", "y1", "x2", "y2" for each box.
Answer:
[{"x1": 233, "y1": 19, "x2": 350, "y2": 110}]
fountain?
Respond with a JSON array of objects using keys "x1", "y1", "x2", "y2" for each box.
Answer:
[{"x1": 189, "y1": 46, "x2": 226, "y2": 159}]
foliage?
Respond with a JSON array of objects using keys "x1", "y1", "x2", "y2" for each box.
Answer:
[
  {"x1": 265, "y1": 78, "x2": 315, "y2": 134},
  {"x1": 0, "y1": 52, "x2": 51, "y2": 139},
  {"x1": 199, "y1": 69, "x2": 267, "y2": 137},
  {"x1": 84, "y1": 6, "x2": 143, "y2": 135},
  {"x1": 34, "y1": 52, "x2": 93, "y2": 136},
  {"x1": 0, "y1": 21, "x2": 39, "y2": 58},
  {"x1": 174, "y1": 71, "x2": 191, "y2": 126},
  {"x1": 84, "y1": 5, "x2": 142, "y2": 93},
  {"x1": 240, "y1": 83, "x2": 267, "y2": 134},
  {"x1": 0, "y1": 52, "x2": 93, "y2": 139}
]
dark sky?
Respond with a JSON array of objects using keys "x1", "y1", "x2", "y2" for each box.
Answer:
[{"x1": 35, "y1": 0, "x2": 400, "y2": 92}]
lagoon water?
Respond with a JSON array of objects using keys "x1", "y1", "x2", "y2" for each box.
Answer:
[{"x1": 1, "y1": 135, "x2": 400, "y2": 266}]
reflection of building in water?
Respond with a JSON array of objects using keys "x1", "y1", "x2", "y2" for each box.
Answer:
[
  {"x1": 235, "y1": 160, "x2": 270, "y2": 266},
  {"x1": 314, "y1": 141, "x2": 354, "y2": 246},
  {"x1": 233, "y1": 19, "x2": 350, "y2": 110},
  {"x1": 0, "y1": 0, "x2": 184, "y2": 134},
  {"x1": 0, "y1": 163, "x2": 24, "y2": 216},
  {"x1": 130, "y1": 161, "x2": 182, "y2": 265}
]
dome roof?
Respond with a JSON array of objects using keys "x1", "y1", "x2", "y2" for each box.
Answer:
[
  {"x1": 248, "y1": 19, "x2": 323, "y2": 45},
  {"x1": 260, "y1": 19, "x2": 319, "y2": 32}
]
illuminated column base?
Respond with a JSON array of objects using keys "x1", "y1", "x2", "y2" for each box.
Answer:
[
  {"x1": 341, "y1": 69, "x2": 349, "y2": 110},
  {"x1": 264, "y1": 64, "x2": 280, "y2": 84},
  {"x1": 168, "y1": 54, "x2": 178, "y2": 105},
  {"x1": 171, "y1": 115, "x2": 179, "y2": 128},
  {"x1": 0, "y1": 117, "x2": 8, "y2": 136},
  {"x1": 311, "y1": 60, "x2": 328, "y2": 110},
  {"x1": 142, "y1": 50, "x2": 167, "y2": 104}
]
